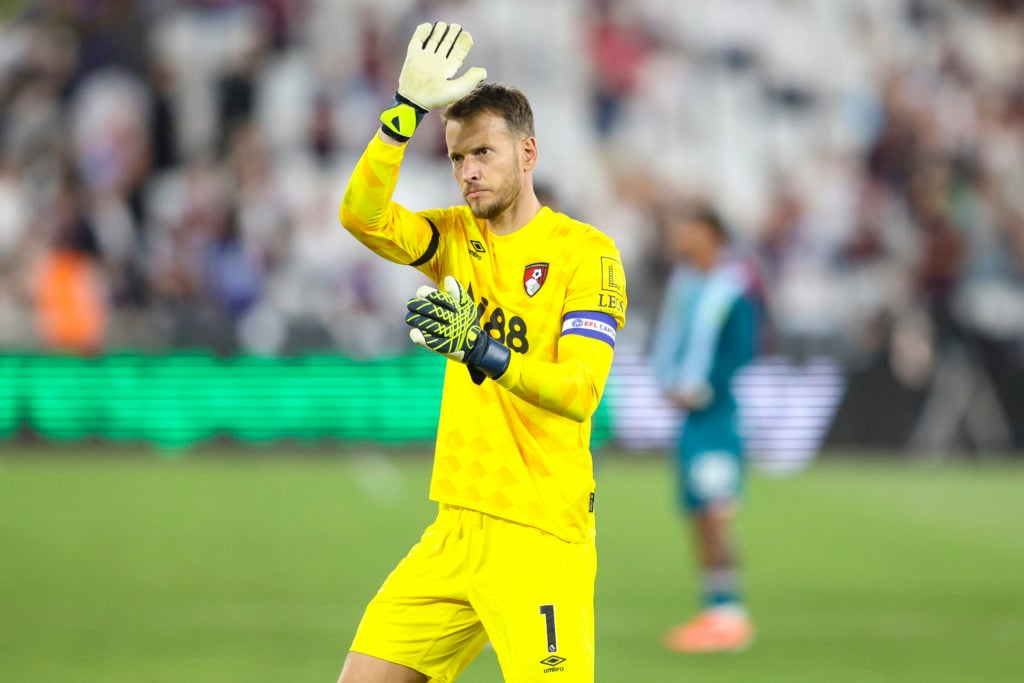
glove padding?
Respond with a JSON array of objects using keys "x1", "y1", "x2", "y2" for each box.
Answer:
[
  {"x1": 398, "y1": 22, "x2": 487, "y2": 111},
  {"x1": 406, "y1": 275, "x2": 510, "y2": 381}
]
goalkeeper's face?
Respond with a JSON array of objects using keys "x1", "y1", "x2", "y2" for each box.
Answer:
[{"x1": 446, "y1": 113, "x2": 533, "y2": 221}]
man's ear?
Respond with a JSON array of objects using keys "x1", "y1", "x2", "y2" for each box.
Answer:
[{"x1": 521, "y1": 136, "x2": 538, "y2": 172}]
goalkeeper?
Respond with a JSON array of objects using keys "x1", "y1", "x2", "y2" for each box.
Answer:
[{"x1": 336, "y1": 21, "x2": 627, "y2": 683}]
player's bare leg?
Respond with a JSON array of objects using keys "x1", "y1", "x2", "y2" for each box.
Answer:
[
  {"x1": 666, "y1": 503, "x2": 754, "y2": 653},
  {"x1": 694, "y1": 502, "x2": 738, "y2": 569},
  {"x1": 337, "y1": 652, "x2": 428, "y2": 683}
]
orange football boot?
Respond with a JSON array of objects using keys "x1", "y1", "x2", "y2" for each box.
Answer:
[{"x1": 665, "y1": 608, "x2": 755, "y2": 653}]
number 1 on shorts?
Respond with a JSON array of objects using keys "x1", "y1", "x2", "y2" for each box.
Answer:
[{"x1": 539, "y1": 604, "x2": 557, "y2": 652}]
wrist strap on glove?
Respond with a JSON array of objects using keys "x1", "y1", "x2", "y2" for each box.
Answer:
[
  {"x1": 467, "y1": 333, "x2": 511, "y2": 381},
  {"x1": 380, "y1": 93, "x2": 427, "y2": 143}
]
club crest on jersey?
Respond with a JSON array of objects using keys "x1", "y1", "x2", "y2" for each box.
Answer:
[{"x1": 524, "y1": 263, "x2": 548, "y2": 297}]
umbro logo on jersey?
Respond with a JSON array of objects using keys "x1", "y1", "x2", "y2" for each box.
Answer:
[
  {"x1": 524, "y1": 263, "x2": 548, "y2": 297},
  {"x1": 468, "y1": 240, "x2": 486, "y2": 260}
]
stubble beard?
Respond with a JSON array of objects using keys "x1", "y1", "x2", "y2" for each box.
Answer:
[
  {"x1": 472, "y1": 194, "x2": 510, "y2": 221},
  {"x1": 467, "y1": 163, "x2": 521, "y2": 221}
]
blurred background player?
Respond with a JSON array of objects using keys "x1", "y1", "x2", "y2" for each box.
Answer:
[
  {"x1": 651, "y1": 204, "x2": 760, "y2": 653},
  {"x1": 337, "y1": 21, "x2": 627, "y2": 683}
]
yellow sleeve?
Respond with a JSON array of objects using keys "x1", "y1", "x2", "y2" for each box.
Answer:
[
  {"x1": 495, "y1": 334, "x2": 614, "y2": 423},
  {"x1": 494, "y1": 233, "x2": 626, "y2": 422},
  {"x1": 338, "y1": 134, "x2": 441, "y2": 280}
]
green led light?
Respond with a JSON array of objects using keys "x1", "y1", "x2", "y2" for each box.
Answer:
[{"x1": 0, "y1": 352, "x2": 611, "y2": 448}]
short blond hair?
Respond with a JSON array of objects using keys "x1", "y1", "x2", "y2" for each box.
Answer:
[{"x1": 443, "y1": 83, "x2": 535, "y2": 138}]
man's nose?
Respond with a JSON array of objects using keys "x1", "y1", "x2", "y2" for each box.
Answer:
[{"x1": 461, "y1": 159, "x2": 480, "y2": 182}]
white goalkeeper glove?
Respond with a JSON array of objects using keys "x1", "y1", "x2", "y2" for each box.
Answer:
[
  {"x1": 405, "y1": 275, "x2": 510, "y2": 382},
  {"x1": 379, "y1": 22, "x2": 487, "y2": 142}
]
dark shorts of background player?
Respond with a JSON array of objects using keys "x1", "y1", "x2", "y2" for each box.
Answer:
[{"x1": 675, "y1": 408, "x2": 746, "y2": 512}]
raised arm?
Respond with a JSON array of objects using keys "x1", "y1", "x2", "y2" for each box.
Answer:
[
  {"x1": 338, "y1": 136, "x2": 439, "y2": 269},
  {"x1": 338, "y1": 22, "x2": 486, "y2": 270}
]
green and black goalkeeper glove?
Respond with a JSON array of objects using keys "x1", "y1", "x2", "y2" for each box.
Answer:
[
  {"x1": 405, "y1": 275, "x2": 510, "y2": 382},
  {"x1": 379, "y1": 22, "x2": 487, "y2": 142}
]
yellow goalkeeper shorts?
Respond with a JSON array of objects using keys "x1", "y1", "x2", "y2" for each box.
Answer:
[{"x1": 350, "y1": 503, "x2": 596, "y2": 683}]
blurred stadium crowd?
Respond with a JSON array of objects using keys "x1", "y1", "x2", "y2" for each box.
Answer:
[{"x1": 0, "y1": 0, "x2": 1022, "y2": 383}]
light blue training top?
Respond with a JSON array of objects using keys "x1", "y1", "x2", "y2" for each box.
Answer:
[{"x1": 650, "y1": 257, "x2": 758, "y2": 412}]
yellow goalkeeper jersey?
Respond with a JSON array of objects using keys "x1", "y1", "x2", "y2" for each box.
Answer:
[{"x1": 340, "y1": 135, "x2": 627, "y2": 542}]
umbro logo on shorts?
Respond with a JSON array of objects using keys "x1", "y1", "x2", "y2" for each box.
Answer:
[{"x1": 540, "y1": 655, "x2": 567, "y2": 673}]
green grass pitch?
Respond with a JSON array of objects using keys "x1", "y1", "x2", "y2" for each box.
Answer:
[{"x1": 1, "y1": 449, "x2": 1022, "y2": 682}]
